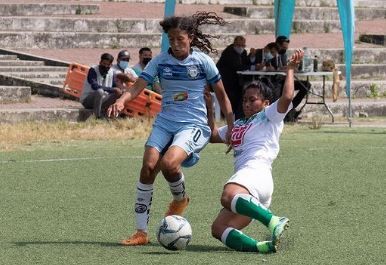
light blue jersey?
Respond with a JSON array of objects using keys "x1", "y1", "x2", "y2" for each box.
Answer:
[{"x1": 140, "y1": 49, "x2": 221, "y2": 125}]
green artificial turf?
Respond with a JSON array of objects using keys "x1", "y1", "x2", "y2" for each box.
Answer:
[{"x1": 0, "y1": 127, "x2": 385, "y2": 265}]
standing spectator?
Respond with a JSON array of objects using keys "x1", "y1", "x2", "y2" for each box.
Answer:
[
  {"x1": 133, "y1": 47, "x2": 162, "y2": 94},
  {"x1": 216, "y1": 36, "x2": 250, "y2": 120},
  {"x1": 108, "y1": 12, "x2": 234, "y2": 246},
  {"x1": 80, "y1": 53, "x2": 123, "y2": 119}
]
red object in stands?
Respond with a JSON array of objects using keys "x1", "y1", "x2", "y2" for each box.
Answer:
[
  {"x1": 123, "y1": 89, "x2": 162, "y2": 118},
  {"x1": 62, "y1": 63, "x2": 90, "y2": 99}
]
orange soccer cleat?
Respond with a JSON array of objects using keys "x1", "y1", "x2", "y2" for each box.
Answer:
[
  {"x1": 165, "y1": 196, "x2": 190, "y2": 216},
  {"x1": 120, "y1": 231, "x2": 150, "y2": 246}
]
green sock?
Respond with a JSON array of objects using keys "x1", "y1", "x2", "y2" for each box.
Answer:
[
  {"x1": 231, "y1": 194, "x2": 273, "y2": 227},
  {"x1": 223, "y1": 228, "x2": 258, "y2": 252}
]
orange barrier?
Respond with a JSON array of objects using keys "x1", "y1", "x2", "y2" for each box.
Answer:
[
  {"x1": 62, "y1": 63, "x2": 90, "y2": 99},
  {"x1": 123, "y1": 89, "x2": 162, "y2": 118}
]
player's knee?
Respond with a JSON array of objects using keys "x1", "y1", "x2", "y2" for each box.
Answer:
[
  {"x1": 160, "y1": 158, "x2": 179, "y2": 176},
  {"x1": 220, "y1": 191, "x2": 233, "y2": 209},
  {"x1": 140, "y1": 161, "x2": 158, "y2": 180}
]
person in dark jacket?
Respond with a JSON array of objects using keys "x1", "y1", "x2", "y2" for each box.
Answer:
[{"x1": 216, "y1": 36, "x2": 250, "y2": 119}]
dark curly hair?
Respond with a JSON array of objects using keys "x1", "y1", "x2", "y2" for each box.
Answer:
[
  {"x1": 243, "y1": 81, "x2": 273, "y2": 103},
  {"x1": 159, "y1": 11, "x2": 226, "y2": 54}
]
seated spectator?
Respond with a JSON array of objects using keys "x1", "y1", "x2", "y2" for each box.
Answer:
[
  {"x1": 248, "y1": 42, "x2": 278, "y2": 71},
  {"x1": 112, "y1": 50, "x2": 138, "y2": 84},
  {"x1": 80, "y1": 53, "x2": 124, "y2": 119},
  {"x1": 270, "y1": 35, "x2": 290, "y2": 70},
  {"x1": 270, "y1": 36, "x2": 311, "y2": 122},
  {"x1": 216, "y1": 35, "x2": 250, "y2": 119},
  {"x1": 133, "y1": 47, "x2": 162, "y2": 94}
]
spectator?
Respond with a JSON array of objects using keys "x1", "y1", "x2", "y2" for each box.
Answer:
[
  {"x1": 133, "y1": 47, "x2": 162, "y2": 94},
  {"x1": 248, "y1": 42, "x2": 279, "y2": 71},
  {"x1": 111, "y1": 49, "x2": 138, "y2": 84},
  {"x1": 270, "y1": 36, "x2": 311, "y2": 122},
  {"x1": 270, "y1": 35, "x2": 290, "y2": 70},
  {"x1": 216, "y1": 36, "x2": 250, "y2": 120},
  {"x1": 80, "y1": 53, "x2": 123, "y2": 119}
]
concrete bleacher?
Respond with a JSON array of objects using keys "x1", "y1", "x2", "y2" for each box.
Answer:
[{"x1": 0, "y1": 0, "x2": 385, "y2": 124}]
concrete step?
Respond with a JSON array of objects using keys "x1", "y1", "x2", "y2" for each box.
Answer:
[
  {"x1": 297, "y1": 48, "x2": 386, "y2": 65},
  {"x1": 0, "y1": 60, "x2": 45, "y2": 66},
  {"x1": 120, "y1": 0, "x2": 256, "y2": 4},
  {"x1": 0, "y1": 31, "x2": 238, "y2": 49},
  {"x1": 0, "y1": 54, "x2": 18, "y2": 60},
  {"x1": 0, "y1": 74, "x2": 62, "y2": 97},
  {"x1": 108, "y1": 0, "x2": 385, "y2": 8},
  {"x1": 224, "y1": 6, "x2": 386, "y2": 20},
  {"x1": 0, "y1": 17, "x2": 342, "y2": 34},
  {"x1": 0, "y1": 72, "x2": 67, "y2": 79},
  {"x1": 309, "y1": 80, "x2": 386, "y2": 99},
  {"x1": 0, "y1": 4, "x2": 100, "y2": 16},
  {"x1": 0, "y1": 85, "x2": 31, "y2": 104},
  {"x1": 0, "y1": 66, "x2": 68, "y2": 72},
  {"x1": 302, "y1": 98, "x2": 386, "y2": 118},
  {"x1": 0, "y1": 108, "x2": 90, "y2": 124},
  {"x1": 359, "y1": 34, "x2": 386, "y2": 46},
  {"x1": 336, "y1": 64, "x2": 386, "y2": 80}
]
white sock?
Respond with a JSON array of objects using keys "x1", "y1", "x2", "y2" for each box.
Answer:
[
  {"x1": 135, "y1": 182, "x2": 153, "y2": 232},
  {"x1": 168, "y1": 173, "x2": 186, "y2": 201}
]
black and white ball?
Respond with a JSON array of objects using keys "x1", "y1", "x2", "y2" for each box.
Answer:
[{"x1": 156, "y1": 215, "x2": 192, "y2": 251}]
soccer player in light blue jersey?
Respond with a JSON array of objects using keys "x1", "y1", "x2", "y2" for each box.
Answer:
[{"x1": 108, "y1": 12, "x2": 234, "y2": 246}]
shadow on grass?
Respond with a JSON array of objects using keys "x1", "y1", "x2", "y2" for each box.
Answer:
[
  {"x1": 186, "y1": 244, "x2": 230, "y2": 252},
  {"x1": 13, "y1": 240, "x2": 159, "y2": 248}
]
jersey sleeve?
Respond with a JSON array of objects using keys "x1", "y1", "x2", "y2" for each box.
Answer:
[
  {"x1": 217, "y1": 125, "x2": 228, "y2": 142},
  {"x1": 202, "y1": 54, "x2": 221, "y2": 85},
  {"x1": 264, "y1": 100, "x2": 293, "y2": 123},
  {"x1": 140, "y1": 56, "x2": 160, "y2": 83}
]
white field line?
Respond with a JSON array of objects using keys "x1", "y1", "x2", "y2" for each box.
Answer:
[
  {"x1": 0, "y1": 156, "x2": 142, "y2": 164},
  {"x1": 0, "y1": 153, "x2": 229, "y2": 164}
]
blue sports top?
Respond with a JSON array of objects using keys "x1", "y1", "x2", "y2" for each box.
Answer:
[{"x1": 140, "y1": 49, "x2": 221, "y2": 125}]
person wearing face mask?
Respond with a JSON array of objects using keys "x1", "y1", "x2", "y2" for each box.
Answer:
[
  {"x1": 80, "y1": 53, "x2": 124, "y2": 119},
  {"x1": 112, "y1": 50, "x2": 138, "y2": 84},
  {"x1": 272, "y1": 35, "x2": 290, "y2": 70},
  {"x1": 248, "y1": 42, "x2": 278, "y2": 71},
  {"x1": 216, "y1": 36, "x2": 250, "y2": 120},
  {"x1": 133, "y1": 47, "x2": 161, "y2": 94},
  {"x1": 270, "y1": 36, "x2": 311, "y2": 122}
]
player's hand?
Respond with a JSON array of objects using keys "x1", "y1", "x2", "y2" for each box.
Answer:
[
  {"x1": 288, "y1": 49, "x2": 304, "y2": 68},
  {"x1": 107, "y1": 99, "x2": 125, "y2": 118}
]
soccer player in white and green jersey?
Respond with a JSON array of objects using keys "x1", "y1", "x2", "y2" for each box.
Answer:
[
  {"x1": 206, "y1": 49, "x2": 304, "y2": 253},
  {"x1": 108, "y1": 12, "x2": 234, "y2": 246}
]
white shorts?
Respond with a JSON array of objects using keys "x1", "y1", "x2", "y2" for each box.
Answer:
[{"x1": 226, "y1": 162, "x2": 274, "y2": 208}]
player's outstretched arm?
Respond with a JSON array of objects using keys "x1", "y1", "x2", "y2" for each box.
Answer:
[
  {"x1": 277, "y1": 49, "x2": 304, "y2": 113},
  {"x1": 107, "y1": 77, "x2": 148, "y2": 117}
]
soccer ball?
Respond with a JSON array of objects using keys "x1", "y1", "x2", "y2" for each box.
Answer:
[{"x1": 156, "y1": 215, "x2": 192, "y2": 251}]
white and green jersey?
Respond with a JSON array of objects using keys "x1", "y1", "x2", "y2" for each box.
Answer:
[{"x1": 218, "y1": 100, "x2": 291, "y2": 171}]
